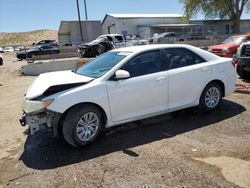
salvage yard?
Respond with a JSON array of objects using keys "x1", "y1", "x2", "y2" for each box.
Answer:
[{"x1": 0, "y1": 53, "x2": 250, "y2": 188}]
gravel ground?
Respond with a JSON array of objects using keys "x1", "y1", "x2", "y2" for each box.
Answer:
[{"x1": 0, "y1": 53, "x2": 250, "y2": 188}]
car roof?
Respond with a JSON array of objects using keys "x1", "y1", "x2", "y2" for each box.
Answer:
[
  {"x1": 99, "y1": 34, "x2": 123, "y2": 37},
  {"x1": 112, "y1": 44, "x2": 195, "y2": 53},
  {"x1": 112, "y1": 44, "x2": 222, "y2": 62}
]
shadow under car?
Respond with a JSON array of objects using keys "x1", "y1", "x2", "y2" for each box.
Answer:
[{"x1": 19, "y1": 99, "x2": 246, "y2": 170}]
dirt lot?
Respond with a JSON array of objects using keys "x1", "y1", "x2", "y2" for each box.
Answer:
[{"x1": 0, "y1": 53, "x2": 250, "y2": 188}]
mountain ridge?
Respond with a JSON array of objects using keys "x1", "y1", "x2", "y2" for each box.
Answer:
[{"x1": 0, "y1": 29, "x2": 58, "y2": 46}]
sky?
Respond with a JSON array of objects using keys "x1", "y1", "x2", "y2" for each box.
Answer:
[{"x1": 0, "y1": 0, "x2": 249, "y2": 33}]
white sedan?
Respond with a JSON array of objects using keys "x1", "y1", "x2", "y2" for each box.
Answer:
[
  {"x1": 4, "y1": 46, "x2": 14, "y2": 52},
  {"x1": 20, "y1": 44, "x2": 236, "y2": 147}
]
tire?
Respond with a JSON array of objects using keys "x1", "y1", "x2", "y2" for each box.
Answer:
[
  {"x1": 237, "y1": 65, "x2": 248, "y2": 78},
  {"x1": 62, "y1": 104, "x2": 102, "y2": 147},
  {"x1": 0, "y1": 58, "x2": 2, "y2": 65},
  {"x1": 198, "y1": 82, "x2": 222, "y2": 112}
]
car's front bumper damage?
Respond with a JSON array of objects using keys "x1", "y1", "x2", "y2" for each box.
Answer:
[{"x1": 20, "y1": 100, "x2": 61, "y2": 136}]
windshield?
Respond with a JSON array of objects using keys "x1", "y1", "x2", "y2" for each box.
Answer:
[
  {"x1": 76, "y1": 51, "x2": 130, "y2": 78},
  {"x1": 223, "y1": 36, "x2": 246, "y2": 45}
]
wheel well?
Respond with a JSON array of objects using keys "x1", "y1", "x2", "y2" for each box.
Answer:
[
  {"x1": 57, "y1": 102, "x2": 108, "y2": 135},
  {"x1": 207, "y1": 80, "x2": 225, "y2": 97}
]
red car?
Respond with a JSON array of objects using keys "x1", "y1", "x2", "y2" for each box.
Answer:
[{"x1": 208, "y1": 34, "x2": 250, "y2": 57}]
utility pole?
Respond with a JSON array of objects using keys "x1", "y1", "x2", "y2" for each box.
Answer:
[
  {"x1": 76, "y1": 0, "x2": 83, "y2": 43},
  {"x1": 84, "y1": 0, "x2": 88, "y2": 20}
]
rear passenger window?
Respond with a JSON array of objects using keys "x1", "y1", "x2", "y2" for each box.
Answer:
[
  {"x1": 164, "y1": 48, "x2": 205, "y2": 70},
  {"x1": 123, "y1": 50, "x2": 162, "y2": 78}
]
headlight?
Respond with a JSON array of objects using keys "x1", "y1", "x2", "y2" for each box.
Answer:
[
  {"x1": 43, "y1": 99, "x2": 54, "y2": 108},
  {"x1": 222, "y1": 48, "x2": 229, "y2": 53},
  {"x1": 23, "y1": 99, "x2": 54, "y2": 115}
]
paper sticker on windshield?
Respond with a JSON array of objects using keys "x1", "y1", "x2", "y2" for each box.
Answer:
[{"x1": 118, "y1": 52, "x2": 132, "y2": 56}]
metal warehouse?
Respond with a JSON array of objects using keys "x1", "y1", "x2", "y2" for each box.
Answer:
[
  {"x1": 58, "y1": 20, "x2": 102, "y2": 45},
  {"x1": 102, "y1": 13, "x2": 185, "y2": 37},
  {"x1": 102, "y1": 13, "x2": 250, "y2": 37}
]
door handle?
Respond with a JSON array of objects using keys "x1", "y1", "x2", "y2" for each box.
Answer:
[
  {"x1": 156, "y1": 76, "x2": 167, "y2": 81},
  {"x1": 201, "y1": 67, "x2": 210, "y2": 72}
]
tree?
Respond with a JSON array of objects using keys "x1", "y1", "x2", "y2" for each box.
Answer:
[{"x1": 181, "y1": 0, "x2": 250, "y2": 33}]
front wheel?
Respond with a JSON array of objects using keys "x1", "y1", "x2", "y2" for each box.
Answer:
[
  {"x1": 198, "y1": 82, "x2": 222, "y2": 112},
  {"x1": 62, "y1": 104, "x2": 102, "y2": 147}
]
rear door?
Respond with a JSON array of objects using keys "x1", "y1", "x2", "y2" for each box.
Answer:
[
  {"x1": 163, "y1": 48, "x2": 212, "y2": 109},
  {"x1": 106, "y1": 50, "x2": 168, "y2": 122}
]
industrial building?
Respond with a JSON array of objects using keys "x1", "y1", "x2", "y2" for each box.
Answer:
[
  {"x1": 101, "y1": 13, "x2": 190, "y2": 37},
  {"x1": 58, "y1": 20, "x2": 102, "y2": 45},
  {"x1": 190, "y1": 19, "x2": 250, "y2": 35},
  {"x1": 58, "y1": 14, "x2": 250, "y2": 44},
  {"x1": 101, "y1": 13, "x2": 250, "y2": 37}
]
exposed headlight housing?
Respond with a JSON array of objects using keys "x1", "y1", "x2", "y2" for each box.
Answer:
[{"x1": 23, "y1": 99, "x2": 54, "y2": 115}]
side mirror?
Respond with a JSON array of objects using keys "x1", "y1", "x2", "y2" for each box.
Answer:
[{"x1": 115, "y1": 70, "x2": 130, "y2": 80}]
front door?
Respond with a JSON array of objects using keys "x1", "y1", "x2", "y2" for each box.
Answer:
[{"x1": 106, "y1": 50, "x2": 168, "y2": 123}]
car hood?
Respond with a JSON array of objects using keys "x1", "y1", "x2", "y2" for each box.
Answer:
[
  {"x1": 210, "y1": 43, "x2": 238, "y2": 49},
  {"x1": 25, "y1": 70, "x2": 93, "y2": 100}
]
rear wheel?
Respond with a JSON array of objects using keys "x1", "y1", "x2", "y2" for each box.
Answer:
[
  {"x1": 198, "y1": 82, "x2": 222, "y2": 112},
  {"x1": 0, "y1": 58, "x2": 2, "y2": 65},
  {"x1": 62, "y1": 104, "x2": 102, "y2": 147}
]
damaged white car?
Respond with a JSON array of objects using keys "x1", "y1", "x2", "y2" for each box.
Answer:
[{"x1": 20, "y1": 44, "x2": 236, "y2": 147}]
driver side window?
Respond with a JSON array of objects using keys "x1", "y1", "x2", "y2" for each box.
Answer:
[{"x1": 122, "y1": 50, "x2": 162, "y2": 78}]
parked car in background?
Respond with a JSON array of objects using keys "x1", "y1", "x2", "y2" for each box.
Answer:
[
  {"x1": 20, "y1": 44, "x2": 236, "y2": 147},
  {"x1": 97, "y1": 34, "x2": 126, "y2": 48},
  {"x1": 208, "y1": 34, "x2": 250, "y2": 57},
  {"x1": 78, "y1": 36, "x2": 115, "y2": 58},
  {"x1": 4, "y1": 46, "x2": 14, "y2": 52},
  {"x1": 16, "y1": 45, "x2": 60, "y2": 60},
  {"x1": 33, "y1": 40, "x2": 58, "y2": 47},
  {"x1": 236, "y1": 41, "x2": 250, "y2": 78},
  {"x1": 157, "y1": 32, "x2": 186, "y2": 43},
  {"x1": 0, "y1": 47, "x2": 4, "y2": 53},
  {"x1": 14, "y1": 46, "x2": 22, "y2": 51},
  {"x1": 0, "y1": 53, "x2": 3, "y2": 65}
]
